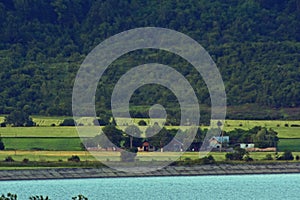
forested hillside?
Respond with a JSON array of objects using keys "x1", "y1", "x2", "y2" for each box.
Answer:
[{"x1": 0, "y1": 0, "x2": 299, "y2": 120}]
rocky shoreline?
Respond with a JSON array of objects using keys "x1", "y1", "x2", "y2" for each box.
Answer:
[{"x1": 0, "y1": 163, "x2": 300, "y2": 181}]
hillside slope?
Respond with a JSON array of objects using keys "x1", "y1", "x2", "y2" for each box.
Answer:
[{"x1": 0, "y1": 0, "x2": 299, "y2": 120}]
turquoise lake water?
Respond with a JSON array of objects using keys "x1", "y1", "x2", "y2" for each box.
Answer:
[{"x1": 0, "y1": 174, "x2": 300, "y2": 200}]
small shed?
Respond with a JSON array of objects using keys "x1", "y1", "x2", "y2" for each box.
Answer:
[{"x1": 240, "y1": 143, "x2": 255, "y2": 149}]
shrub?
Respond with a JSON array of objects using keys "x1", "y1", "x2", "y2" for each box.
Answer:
[
  {"x1": 68, "y1": 155, "x2": 80, "y2": 162},
  {"x1": 225, "y1": 153, "x2": 234, "y2": 160},
  {"x1": 93, "y1": 118, "x2": 108, "y2": 126},
  {"x1": 264, "y1": 154, "x2": 273, "y2": 160},
  {"x1": 201, "y1": 155, "x2": 216, "y2": 164},
  {"x1": 0, "y1": 138, "x2": 5, "y2": 150},
  {"x1": 0, "y1": 122, "x2": 6, "y2": 127},
  {"x1": 225, "y1": 147, "x2": 247, "y2": 161},
  {"x1": 284, "y1": 123, "x2": 289, "y2": 127},
  {"x1": 138, "y1": 120, "x2": 147, "y2": 126},
  {"x1": 50, "y1": 123, "x2": 56, "y2": 127},
  {"x1": 4, "y1": 156, "x2": 14, "y2": 162},
  {"x1": 174, "y1": 155, "x2": 216, "y2": 166},
  {"x1": 277, "y1": 150, "x2": 294, "y2": 160},
  {"x1": 291, "y1": 124, "x2": 300, "y2": 127},
  {"x1": 22, "y1": 158, "x2": 29, "y2": 163},
  {"x1": 165, "y1": 119, "x2": 180, "y2": 126},
  {"x1": 25, "y1": 120, "x2": 36, "y2": 127},
  {"x1": 60, "y1": 118, "x2": 76, "y2": 126},
  {"x1": 244, "y1": 155, "x2": 253, "y2": 162},
  {"x1": 4, "y1": 110, "x2": 35, "y2": 127},
  {"x1": 30, "y1": 147, "x2": 45, "y2": 151},
  {"x1": 296, "y1": 155, "x2": 300, "y2": 161}
]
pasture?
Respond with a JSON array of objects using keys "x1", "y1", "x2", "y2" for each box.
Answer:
[
  {"x1": 277, "y1": 139, "x2": 300, "y2": 152},
  {"x1": 0, "y1": 126, "x2": 100, "y2": 137},
  {"x1": 2, "y1": 137, "x2": 83, "y2": 151},
  {"x1": 222, "y1": 120, "x2": 300, "y2": 138},
  {"x1": 1, "y1": 116, "x2": 300, "y2": 137}
]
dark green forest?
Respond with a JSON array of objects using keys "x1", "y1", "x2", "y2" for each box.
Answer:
[{"x1": 0, "y1": 0, "x2": 300, "y2": 121}]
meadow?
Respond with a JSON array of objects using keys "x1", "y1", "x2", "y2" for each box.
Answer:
[
  {"x1": 2, "y1": 137, "x2": 83, "y2": 151},
  {"x1": 1, "y1": 117, "x2": 299, "y2": 137},
  {"x1": 223, "y1": 119, "x2": 300, "y2": 139},
  {"x1": 0, "y1": 126, "x2": 100, "y2": 138},
  {"x1": 0, "y1": 116, "x2": 300, "y2": 165},
  {"x1": 277, "y1": 139, "x2": 300, "y2": 152}
]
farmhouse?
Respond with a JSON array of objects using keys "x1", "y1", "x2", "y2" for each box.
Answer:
[
  {"x1": 209, "y1": 136, "x2": 230, "y2": 149},
  {"x1": 137, "y1": 139, "x2": 183, "y2": 152},
  {"x1": 138, "y1": 141, "x2": 155, "y2": 152}
]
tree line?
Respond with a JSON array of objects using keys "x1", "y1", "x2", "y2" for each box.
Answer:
[{"x1": 83, "y1": 123, "x2": 278, "y2": 151}]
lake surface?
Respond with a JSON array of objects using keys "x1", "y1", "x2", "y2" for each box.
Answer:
[{"x1": 0, "y1": 174, "x2": 300, "y2": 199}]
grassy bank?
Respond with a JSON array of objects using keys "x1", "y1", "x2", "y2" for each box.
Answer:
[{"x1": 0, "y1": 151, "x2": 299, "y2": 163}]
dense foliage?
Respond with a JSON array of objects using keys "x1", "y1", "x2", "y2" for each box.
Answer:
[
  {"x1": 225, "y1": 126, "x2": 279, "y2": 148},
  {"x1": 277, "y1": 150, "x2": 294, "y2": 160},
  {"x1": 0, "y1": 138, "x2": 4, "y2": 150},
  {"x1": 0, "y1": 0, "x2": 299, "y2": 119},
  {"x1": 225, "y1": 147, "x2": 248, "y2": 161},
  {"x1": 4, "y1": 110, "x2": 35, "y2": 127}
]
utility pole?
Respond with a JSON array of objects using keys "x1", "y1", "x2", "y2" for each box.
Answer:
[{"x1": 217, "y1": 121, "x2": 223, "y2": 152}]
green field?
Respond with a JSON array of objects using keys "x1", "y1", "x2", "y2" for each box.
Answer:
[
  {"x1": 0, "y1": 127, "x2": 78, "y2": 137},
  {"x1": 271, "y1": 127, "x2": 300, "y2": 139},
  {"x1": 0, "y1": 122, "x2": 299, "y2": 139},
  {"x1": 277, "y1": 139, "x2": 300, "y2": 152},
  {"x1": 0, "y1": 126, "x2": 101, "y2": 137},
  {"x1": 0, "y1": 116, "x2": 300, "y2": 152},
  {"x1": 0, "y1": 116, "x2": 96, "y2": 127},
  {"x1": 1, "y1": 117, "x2": 300, "y2": 138},
  {"x1": 223, "y1": 120, "x2": 300, "y2": 138},
  {"x1": 223, "y1": 119, "x2": 300, "y2": 128},
  {"x1": 0, "y1": 150, "x2": 94, "y2": 162},
  {"x1": 2, "y1": 137, "x2": 83, "y2": 151}
]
